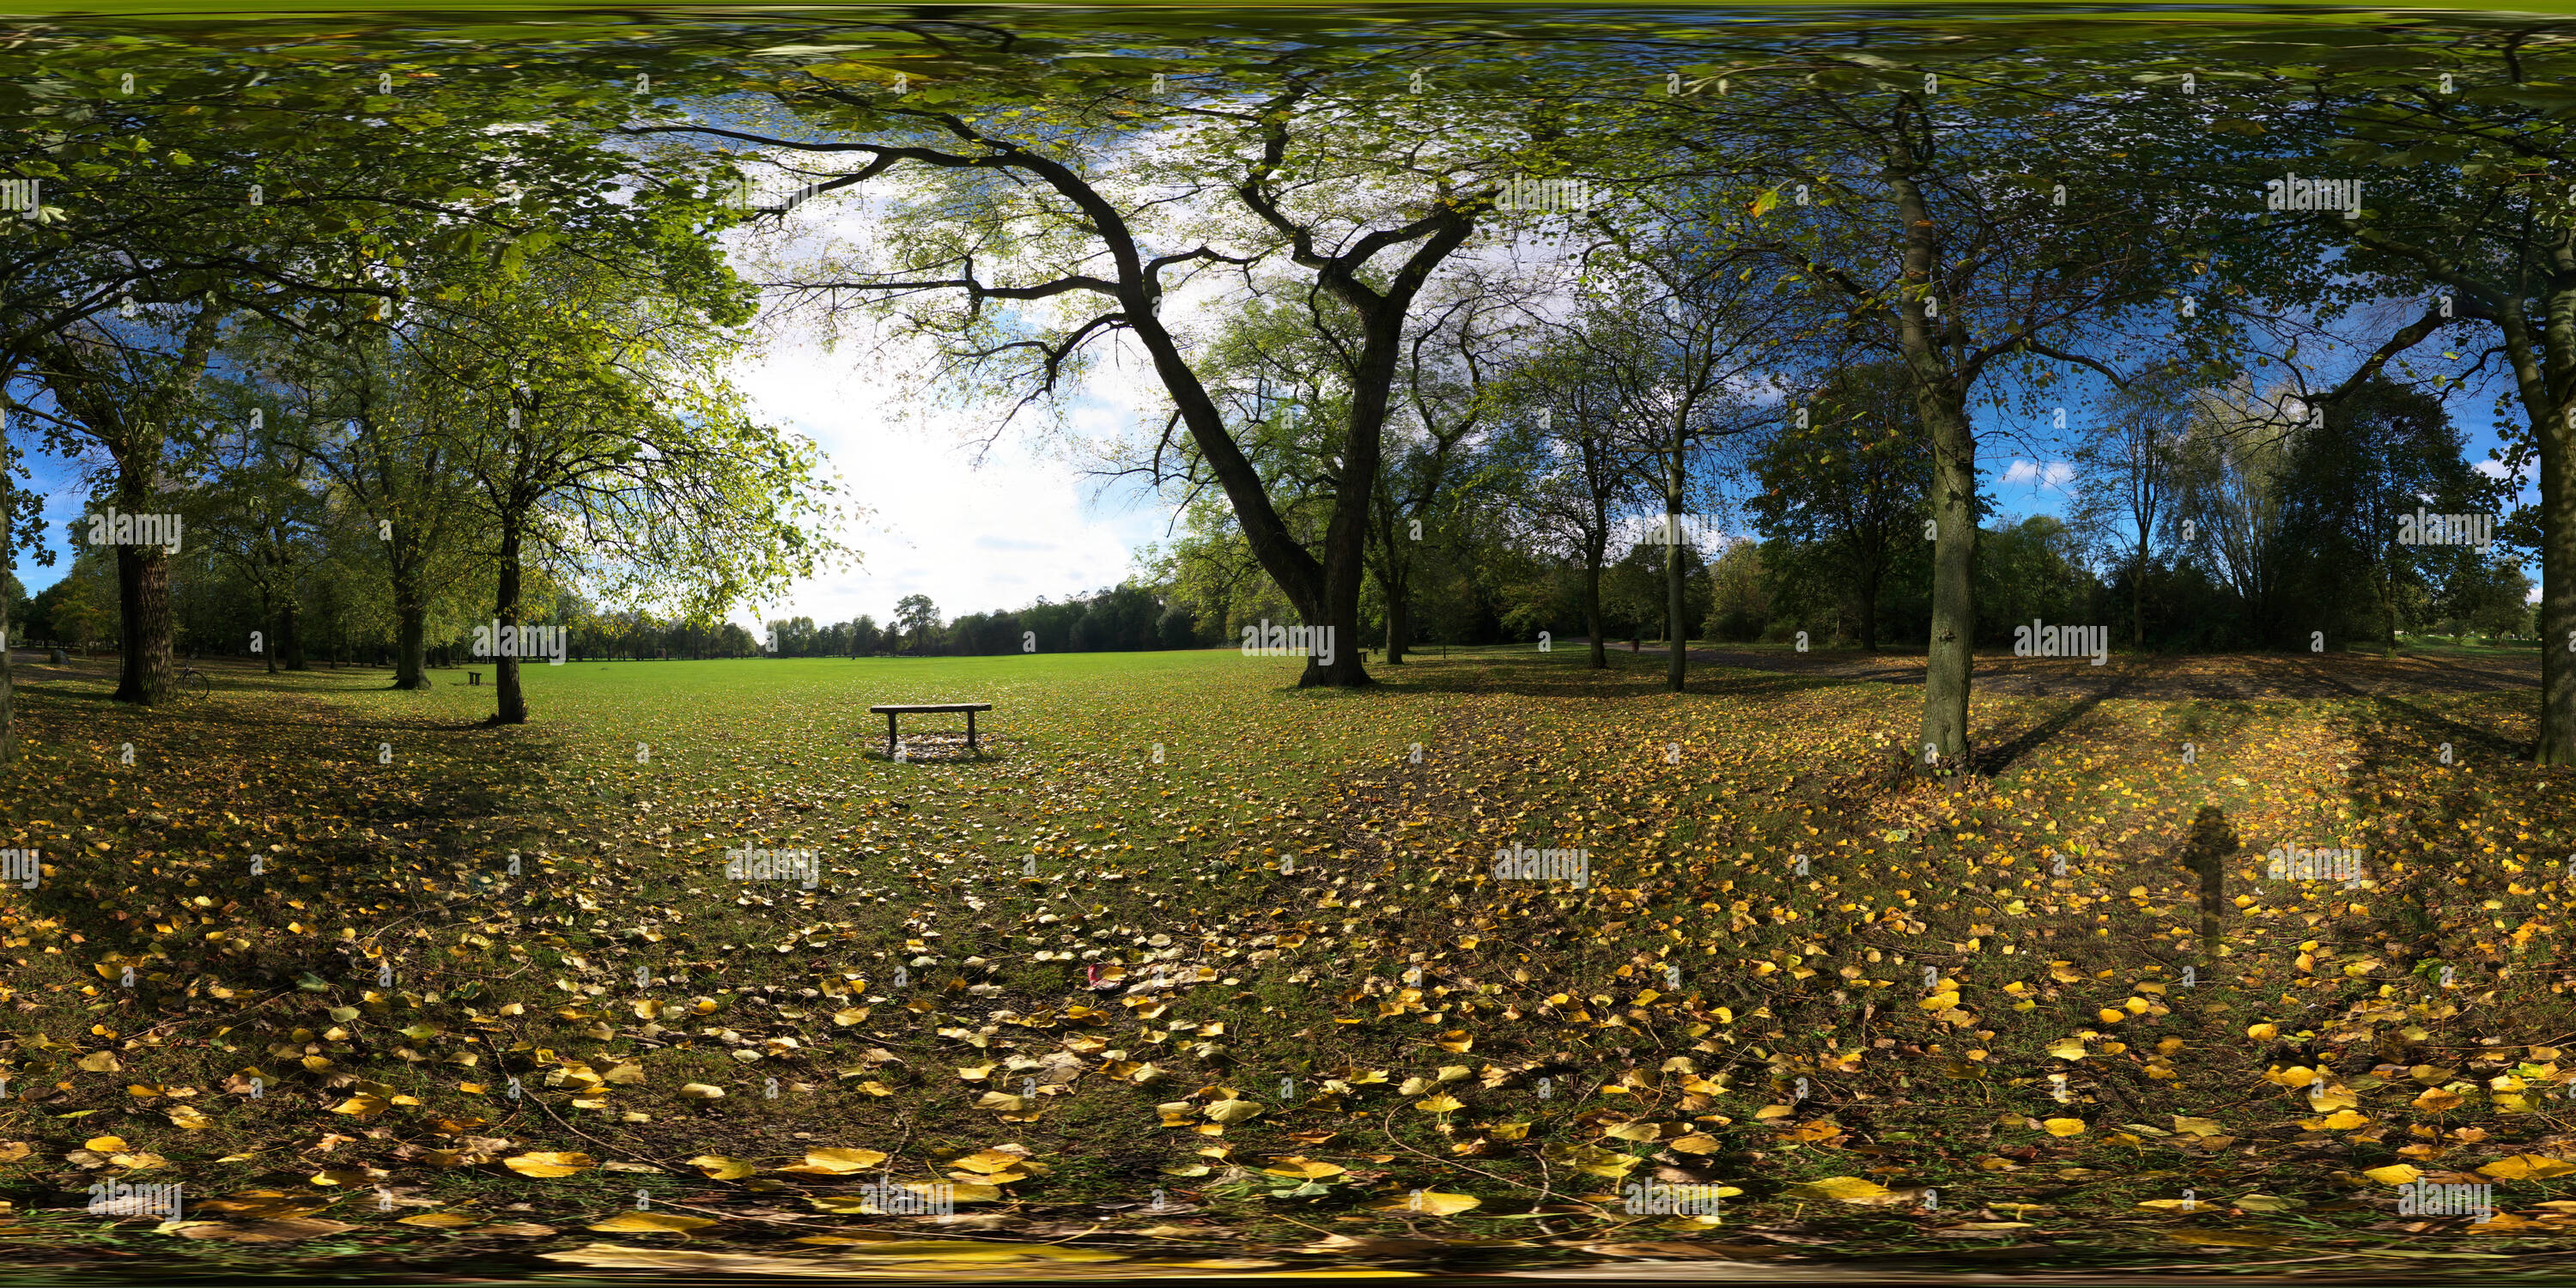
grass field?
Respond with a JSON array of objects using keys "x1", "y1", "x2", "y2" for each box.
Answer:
[{"x1": 4, "y1": 645, "x2": 2576, "y2": 1277}]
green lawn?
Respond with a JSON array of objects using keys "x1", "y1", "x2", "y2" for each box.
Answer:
[{"x1": 4, "y1": 646, "x2": 2576, "y2": 1275}]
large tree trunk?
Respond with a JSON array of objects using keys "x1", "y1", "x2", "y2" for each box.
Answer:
[
  {"x1": 113, "y1": 544, "x2": 173, "y2": 705},
  {"x1": 1583, "y1": 549, "x2": 1607, "y2": 670},
  {"x1": 280, "y1": 599, "x2": 307, "y2": 671},
  {"x1": 1383, "y1": 579, "x2": 1409, "y2": 665},
  {"x1": 258, "y1": 587, "x2": 277, "y2": 674},
  {"x1": 1665, "y1": 477, "x2": 1686, "y2": 693},
  {"x1": 2541, "y1": 385, "x2": 2574, "y2": 763},
  {"x1": 2382, "y1": 558, "x2": 2398, "y2": 658},
  {"x1": 1889, "y1": 164, "x2": 1976, "y2": 776},
  {"x1": 1859, "y1": 562, "x2": 1883, "y2": 653},
  {"x1": 1919, "y1": 391, "x2": 1978, "y2": 775},
  {"x1": 392, "y1": 554, "x2": 430, "y2": 690},
  {"x1": 492, "y1": 526, "x2": 528, "y2": 725},
  {"x1": 1297, "y1": 408, "x2": 1381, "y2": 689},
  {"x1": 395, "y1": 603, "x2": 428, "y2": 689},
  {"x1": 2133, "y1": 548, "x2": 2148, "y2": 649},
  {"x1": 2481, "y1": 295, "x2": 2574, "y2": 763}
]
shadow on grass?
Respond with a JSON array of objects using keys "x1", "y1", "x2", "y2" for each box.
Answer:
[
  {"x1": 1354, "y1": 647, "x2": 1864, "y2": 701},
  {"x1": 1974, "y1": 671, "x2": 2133, "y2": 779},
  {"x1": 7, "y1": 676, "x2": 579, "y2": 1000}
]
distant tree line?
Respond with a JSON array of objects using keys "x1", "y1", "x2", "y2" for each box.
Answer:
[{"x1": 763, "y1": 583, "x2": 1206, "y2": 659}]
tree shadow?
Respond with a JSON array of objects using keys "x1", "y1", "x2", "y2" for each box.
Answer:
[
  {"x1": 1972, "y1": 671, "x2": 2133, "y2": 779},
  {"x1": 1360, "y1": 650, "x2": 1861, "y2": 701},
  {"x1": 2313, "y1": 683, "x2": 2545, "y2": 973},
  {"x1": 9, "y1": 677, "x2": 581, "y2": 999}
]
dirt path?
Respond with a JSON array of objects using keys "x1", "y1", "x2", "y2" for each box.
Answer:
[{"x1": 1626, "y1": 642, "x2": 2542, "y2": 699}]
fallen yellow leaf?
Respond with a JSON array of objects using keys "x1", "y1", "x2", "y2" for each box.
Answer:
[
  {"x1": 503, "y1": 1151, "x2": 594, "y2": 1178},
  {"x1": 588, "y1": 1212, "x2": 717, "y2": 1234}
]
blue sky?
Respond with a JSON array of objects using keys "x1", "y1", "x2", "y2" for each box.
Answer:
[{"x1": 6, "y1": 310, "x2": 2544, "y2": 621}]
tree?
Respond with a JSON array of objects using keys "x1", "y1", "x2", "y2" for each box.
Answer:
[
  {"x1": 416, "y1": 238, "x2": 837, "y2": 723},
  {"x1": 1748, "y1": 363, "x2": 1935, "y2": 653},
  {"x1": 892, "y1": 595, "x2": 940, "y2": 653},
  {"x1": 1702, "y1": 56, "x2": 2211, "y2": 771},
  {"x1": 1371, "y1": 285, "x2": 1514, "y2": 665},
  {"x1": 2281, "y1": 377, "x2": 2480, "y2": 654},
  {"x1": 2306, "y1": 38, "x2": 2576, "y2": 760},
  {"x1": 1976, "y1": 515, "x2": 2100, "y2": 643},
  {"x1": 250, "y1": 326, "x2": 484, "y2": 690},
  {"x1": 23, "y1": 305, "x2": 224, "y2": 704},
  {"x1": 1556, "y1": 200, "x2": 1776, "y2": 690},
  {"x1": 1510, "y1": 349, "x2": 1647, "y2": 668},
  {"x1": 2174, "y1": 382, "x2": 2301, "y2": 644},
  {"x1": 1704, "y1": 538, "x2": 1769, "y2": 642},
  {"x1": 0, "y1": 24, "x2": 738, "y2": 725},
  {"x1": 0, "y1": 395, "x2": 54, "y2": 763},
  {"x1": 2070, "y1": 378, "x2": 2190, "y2": 649},
  {"x1": 191, "y1": 386, "x2": 322, "y2": 673},
  {"x1": 38, "y1": 551, "x2": 117, "y2": 656},
  {"x1": 660, "y1": 39, "x2": 1608, "y2": 688}
]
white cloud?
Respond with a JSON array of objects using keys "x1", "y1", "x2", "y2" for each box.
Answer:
[
  {"x1": 2473, "y1": 458, "x2": 2536, "y2": 488},
  {"x1": 731, "y1": 339, "x2": 1168, "y2": 629},
  {"x1": 2001, "y1": 459, "x2": 2075, "y2": 489}
]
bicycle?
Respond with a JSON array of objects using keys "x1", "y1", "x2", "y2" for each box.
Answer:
[{"x1": 177, "y1": 665, "x2": 211, "y2": 701}]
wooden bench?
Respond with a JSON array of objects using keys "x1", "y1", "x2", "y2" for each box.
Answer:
[{"x1": 870, "y1": 702, "x2": 992, "y2": 758}]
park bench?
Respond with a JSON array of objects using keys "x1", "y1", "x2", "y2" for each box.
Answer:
[{"x1": 870, "y1": 702, "x2": 992, "y2": 758}]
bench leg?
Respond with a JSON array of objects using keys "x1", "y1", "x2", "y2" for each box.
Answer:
[
  {"x1": 967, "y1": 709, "x2": 978, "y2": 754},
  {"x1": 885, "y1": 713, "x2": 898, "y2": 758}
]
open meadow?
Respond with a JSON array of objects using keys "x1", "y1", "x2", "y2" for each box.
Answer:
[{"x1": 4, "y1": 646, "x2": 2575, "y2": 1278}]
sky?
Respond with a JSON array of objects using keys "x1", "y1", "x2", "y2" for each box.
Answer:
[
  {"x1": 4, "y1": 334, "x2": 1182, "y2": 629},
  {"x1": 716, "y1": 338, "x2": 1174, "y2": 629},
  {"x1": 6, "y1": 338, "x2": 2545, "y2": 619},
  {"x1": 3, "y1": 218, "x2": 2548, "y2": 617}
]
